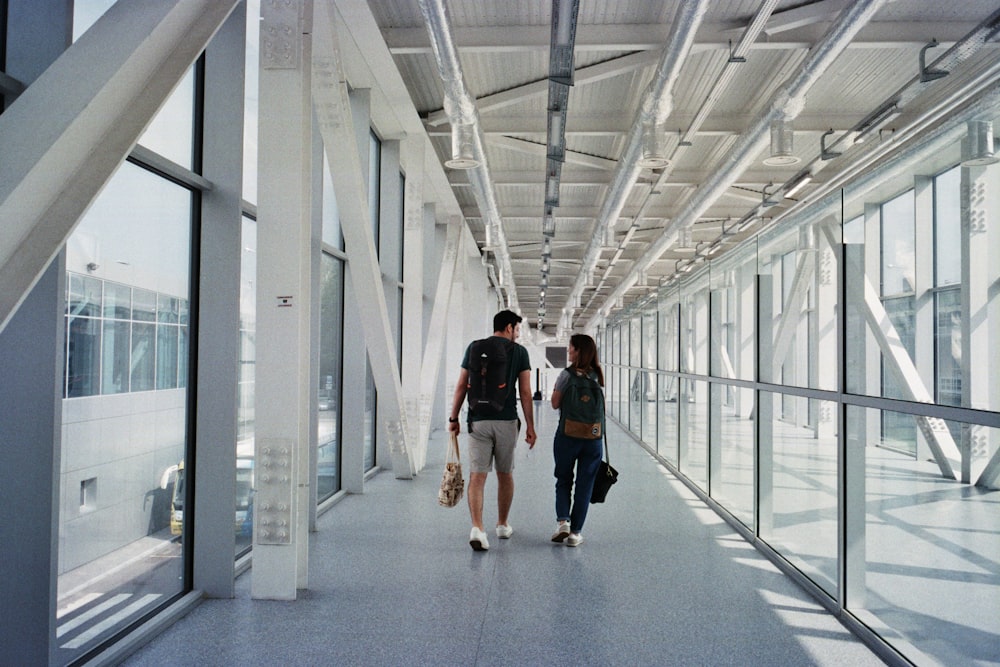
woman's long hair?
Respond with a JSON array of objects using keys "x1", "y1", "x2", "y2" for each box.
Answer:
[{"x1": 569, "y1": 333, "x2": 605, "y2": 387}]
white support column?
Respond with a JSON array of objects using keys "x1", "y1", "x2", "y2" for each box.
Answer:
[
  {"x1": 193, "y1": 2, "x2": 246, "y2": 599},
  {"x1": 0, "y1": 0, "x2": 240, "y2": 334},
  {"x1": 312, "y1": 1, "x2": 413, "y2": 478},
  {"x1": 401, "y1": 138, "x2": 426, "y2": 468},
  {"x1": 708, "y1": 290, "x2": 723, "y2": 495},
  {"x1": 863, "y1": 203, "x2": 882, "y2": 451},
  {"x1": 815, "y1": 220, "x2": 839, "y2": 438},
  {"x1": 252, "y1": 0, "x2": 313, "y2": 600},
  {"x1": 964, "y1": 164, "x2": 1000, "y2": 486},
  {"x1": 419, "y1": 216, "x2": 461, "y2": 446},
  {"x1": 444, "y1": 228, "x2": 470, "y2": 422},
  {"x1": 913, "y1": 176, "x2": 936, "y2": 463},
  {"x1": 377, "y1": 138, "x2": 405, "y2": 472},
  {"x1": 756, "y1": 275, "x2": 774, "y2": 538},
  {"x1": 737, "y1": 263, "x2": 755, "y2": 418},
  {"x1": 843, "y1": 246, "x2": 868, "y2": 608},
  {"x1": 339, "y1": 86, "x2": 372, "y2": 494}
]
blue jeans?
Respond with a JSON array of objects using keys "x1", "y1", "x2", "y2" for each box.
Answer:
[{"x1": 553, "y1": 430, "x2": 604, "y2": 534}]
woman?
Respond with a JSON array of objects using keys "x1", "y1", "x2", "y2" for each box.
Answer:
[{"x1": 550, "y1": 333, "x2": 605, "y2": 547}]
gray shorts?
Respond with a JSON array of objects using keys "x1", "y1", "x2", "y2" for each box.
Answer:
[{"x1": 467, "y1": 419, "x2": 520, "y2": 473}]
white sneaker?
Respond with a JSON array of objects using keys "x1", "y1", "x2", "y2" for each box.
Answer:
[
  {"x1": 496, "y1": 524, "x2": 513, "y2": 539},
  {"x1": 566, "y1": 533, "x2": 583, "y2": 547},
  {"x1": 551, "y1": 521, "x2": 571, "y2": 543},
  {"x1": 470, "y1": 527, "x2": 490, "y2": 551}
]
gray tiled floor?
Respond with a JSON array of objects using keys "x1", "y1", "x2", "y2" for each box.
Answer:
[{"x1": 123, "y1": 407, "x2": 885, "y2": 666}]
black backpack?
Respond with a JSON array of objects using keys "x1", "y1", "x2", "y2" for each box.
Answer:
[
  {"x1": 466, "y1": 337, "x2": 513, "y2": 417},
  {"x1": 559, "y1": 368, "x2": 604, "y2": 439}
]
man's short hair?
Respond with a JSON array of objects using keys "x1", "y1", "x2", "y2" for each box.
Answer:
[{"x1": 493, "y1": 309, "x2": 523, "y2": 333}]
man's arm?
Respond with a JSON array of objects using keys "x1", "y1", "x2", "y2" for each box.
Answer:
[
  {"x1": 517, "y1": 368, "x2": 536, "y2": 447},
  {"x1": 448, "y1": 368, "x2": 469, "y2": 433}
]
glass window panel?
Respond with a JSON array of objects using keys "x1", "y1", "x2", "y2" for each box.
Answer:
[
  {"x1": 658, "y1": 297, "x2": 678, "y2": 372},
  {"x1": 71, "y1": 0, "x2": 116, "y2": 40},
  {"x1": 680, "y1": 378, "x2": 708, "y2": 491},
  {"x1": 933, "y1": 166, "x2": 961, "y2": 288},
  {"x1": 73, "y1": 3, "x2": 195, "y2": 168},
  {"x1": 641, "y1": 310, "x2": 656, "y2": 370},
  {"x1": 847, "y1": 406, "x2": 999, "y2": 666},
  {"x1": 934, "y1": 288, "x2": 962, "y2": 407},
  {"x1": 881, "y1": 190, "x2": 915, "y2": 296},
  {"x1": 318, "y1": 253, "x2": 344, "y2": 501},
  {"x1": 103, "y1": 282, "x2": 131, "y2": 320},
  {"x1": 656, "y1": 375, "x2": 678, "y2": 466},
  {"x1": 369, "y1": 131, "x2": 380, "y2": 254},
  {"x1": 322, "y1": 149, "x2": 343, "y2": 250},
  {"x1": 237, "y1": 216, "x2": 257, "y2": 554},
  {"x1": 130, "y1": 322, "x2": 156, "y2": 392},
  {"x1": 157, "y1": 294, "x2": 179, "y2": 324},
  {"x1": 628, "y1": 369, "x2": 641, "y2": 438},
  {"x1": 364, "y1": 361, "x2": 376, "y2": 470},
  {"x1": 681, "y1": 276, "x2": 709, "y2": 375},
  {"x1": 68, "y1": 273, "x2": 102, "y2": 318},
  {"x1": 133, "y1": 288, "x2": 156, "y2": 323},
  {"x1": 760, "y1": 391, "x2": 838, "y2": 596},
  {"x1": 629, "y1": 316, "x2": 640, "y2": 367},
  {"x1": 101, "y1": 319, "x2": 130, "y2": 395},
  {"x1": 66, "y1": 316, "x2": 101, "y2": 398},
  {"x1": 137, "y1": 68, "x2": 195, "y2": 168},
  {"x1": 710, "y1": 382, "x2": 754, "y2": 528},
  {"x1": 243, "y1": 0, "x2": 260, "y2": 204},
  {"x1": 58, "y1": 162, "x2": 190, "y2": 663},
  {"x1": 156, "y1": 324, "x2": 179, "y2": 390},
  {"x1": 177, "y1": 323, "x2": 188, "y2": 389}
]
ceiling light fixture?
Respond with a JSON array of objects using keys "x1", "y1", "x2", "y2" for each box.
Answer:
[
  {"x1": 763, "y1": 119, "x2": 800, "y2": 166},
  {"x1": 784, "y1": 172, "x2": 813, "y2": 199},
  {"x1": 554, "y1": 0, "x2": 577, "y2": 48},
  {"x1": 545, "y1": 177, "x2": 560, "y2": 206},
  {"x1": 444, "y1": 122, "x2": 479, "y2": 169},
  {"x1": 638, "y1": 122, "x2": 670, "y2": 169},
  {"x1": 542, "y1": 210, "x2": 556, "y2": 237},
  {"x1": 961, "y1": 119, "x2": 999, "y2": 166}
]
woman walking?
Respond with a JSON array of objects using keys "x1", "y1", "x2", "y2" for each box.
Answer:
[{"x1": 550, "y1": 333, "x2": 605, "y2": 547}]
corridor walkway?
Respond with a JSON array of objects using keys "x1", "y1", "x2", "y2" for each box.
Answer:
[{"x1": 123, "y1": 406, "x2": 884, "y2": 666}]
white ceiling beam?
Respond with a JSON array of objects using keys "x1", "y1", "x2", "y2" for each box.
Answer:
[
  {"x1": 761, "y1": 0, "x2": 852, "y2": 35},
  {"x1": 385, "y1": 23, "x2": 977, "y2": 54}
]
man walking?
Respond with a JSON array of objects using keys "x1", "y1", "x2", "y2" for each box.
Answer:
[{"x1": 448, "y1": 310, "x2": 536, "y2": 551}]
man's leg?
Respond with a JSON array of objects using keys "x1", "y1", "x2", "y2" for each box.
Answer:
[
  {"x1": 468, "y1": 472, "x2": 488, "y2": 529},
  {"x1": 496, "y1": 472, "x2": 514, "y2": 526}
]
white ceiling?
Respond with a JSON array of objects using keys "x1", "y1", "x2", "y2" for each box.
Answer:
[{"x1": 364, "y1": 0, "x2": 1000, "y2": 334}]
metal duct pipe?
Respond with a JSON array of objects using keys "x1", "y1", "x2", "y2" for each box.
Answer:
[
  {"x1": 589, "y1": 0, "x2": 888, "y2": 328},
  {"x1": 563, "y1": 0, "x2": 710, "y2": 326},
  {"x1": 416, "y1": 0, "x2": 519, "y2": 313}
]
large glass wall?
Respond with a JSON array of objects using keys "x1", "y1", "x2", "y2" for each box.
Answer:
[
  {"x1": 601, "y1": 96, "x2": 1000, "y2": 665},
  {"x1": 237, "y1": 215, "x2": 256, "y2": 554},
  {"x1": 57, "y1": 160, "x2": 193, "y2": 663},
  {"x1": 319, "y1": 150, "x2": 345, "y2": 501}
]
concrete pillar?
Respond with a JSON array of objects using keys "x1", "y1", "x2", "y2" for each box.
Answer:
[{"x1": 252, "y1": 0, "x2": 313, "y2": 600}]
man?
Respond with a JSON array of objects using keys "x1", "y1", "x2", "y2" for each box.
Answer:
[{"x1": 448, "y1": 310, "x2": 536, "y2": 551}]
